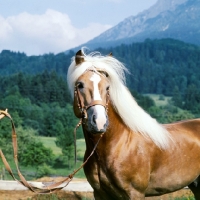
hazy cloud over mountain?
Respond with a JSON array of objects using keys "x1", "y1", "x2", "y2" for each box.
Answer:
[{"x1": 0, "y1": 9, "x2": 111, "y2": 55}]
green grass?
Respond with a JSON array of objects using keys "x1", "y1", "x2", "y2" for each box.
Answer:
[
  {"x1": 37, "y1": 137, "x2": 86, "y2": 158},
  {"x1": 76, "y1": 138, "x2": 86, "y2": 158},
  {"x1": 37, "y1": 136, "x2": 62, "y2": 155}
]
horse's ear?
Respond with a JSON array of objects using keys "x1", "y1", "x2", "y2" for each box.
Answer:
[
  {"x1": 108, "y1": 52, "x2": 113, "y2": 56},
  {"x1": 75, "y1": 50, "x2": 84, "y2": 65}
]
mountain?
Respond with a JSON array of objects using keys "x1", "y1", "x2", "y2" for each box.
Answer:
[{"x1": 79, "y1": 0, "x2": 200, "y2": 49}]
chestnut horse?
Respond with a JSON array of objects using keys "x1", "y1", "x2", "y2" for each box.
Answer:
[{"x1": 67, "y1": 49, "x2": 200, "y2": 199}]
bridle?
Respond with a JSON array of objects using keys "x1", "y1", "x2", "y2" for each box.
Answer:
[{"x1": 74, "y1": 80, "x2": 110, "y2": 120}]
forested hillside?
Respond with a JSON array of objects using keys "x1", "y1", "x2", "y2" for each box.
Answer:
[
  {"x1": 1, "y1": 38, "x2": 200, "y2": 128},
  {"x1": 1, "y1": 39, "x2": 200, "y2": 96},
  {"x1": 0, "y1": 50, "x2": 74, "y2": 77}
]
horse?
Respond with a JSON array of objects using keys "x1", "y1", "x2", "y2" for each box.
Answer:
[{"x1": 67, "y1": 49, "x2": 200, "y2": 200}]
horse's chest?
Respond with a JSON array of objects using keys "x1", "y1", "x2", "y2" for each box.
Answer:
[
  {"x1": 95, "y1": 163, "x2": 127, "y2": 198},
  {"x1": 90, "y1": 158, "x2": 113, "y2": 186},
  {"x1": 85, "y1": 156, "x2": 120, "y2": 192}
]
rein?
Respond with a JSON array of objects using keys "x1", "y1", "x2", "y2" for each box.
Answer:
[{"x1": 0, "y1": 109, "x2": 104, "y2": 194}]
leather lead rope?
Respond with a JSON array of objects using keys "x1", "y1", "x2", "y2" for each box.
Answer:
[
  {"x1": 74, "y1": 118, "x2": 82, "y2": 166},
  {"x1": 0, "y1": 109, "x2": 104, "y2": 194}
]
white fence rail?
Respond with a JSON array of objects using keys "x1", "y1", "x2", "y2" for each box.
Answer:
[{"x1": 0, "y1": 180, "x2": 93, "y2": 192}]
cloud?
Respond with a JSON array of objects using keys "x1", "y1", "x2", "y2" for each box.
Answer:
[
  {"x1": 0, "y1": 9, "x2": 112, "y2": 55},
  {"x1": 0, "y1": 16, "x2": 13, "y2": 39}
]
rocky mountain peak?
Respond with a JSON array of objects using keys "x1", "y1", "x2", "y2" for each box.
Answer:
[{"x1": 80, "y1": 0, "x2": 200, "y2": 49}]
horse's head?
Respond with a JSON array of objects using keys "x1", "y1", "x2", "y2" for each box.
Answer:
[{"x1": 73, "y1": 50, "x2": 110, "y2": 134}]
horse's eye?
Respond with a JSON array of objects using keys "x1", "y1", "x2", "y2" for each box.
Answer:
[
  {"x1": 77, "y1": 82, "x2": 84, "y2": 89},
  {"x1": 106, "y1": 86, "x2": 110, "y2": 91},
  {"x1": 105, "y1": 72, "x2": 109, "y2": 77}
]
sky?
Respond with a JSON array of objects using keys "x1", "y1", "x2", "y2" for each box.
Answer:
[{"x1": 0, "y1": 0, "x2": 157, "y2": 55}]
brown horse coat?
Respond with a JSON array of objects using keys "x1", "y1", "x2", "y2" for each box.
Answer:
[{"x1": 83, "y1": 106, "x2": 200, "y2": 199}]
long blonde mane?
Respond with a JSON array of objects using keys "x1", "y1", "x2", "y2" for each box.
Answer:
[{"x1": 67, "y1": 50, "x2": 171, "y2": 149}]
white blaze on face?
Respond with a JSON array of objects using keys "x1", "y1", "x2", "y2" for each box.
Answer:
[
  {"x1": 89, "y1": 73, "x2": 107, "y2": 130},
  {"x1": 90, "y1": 73, "x2": 102, "y2": 100}
]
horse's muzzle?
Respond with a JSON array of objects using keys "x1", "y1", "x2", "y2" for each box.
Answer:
[{"x1": 86, "y1": 105, "x2": 108, "y2": 134}]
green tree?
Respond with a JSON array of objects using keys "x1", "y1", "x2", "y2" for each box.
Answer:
[
  {"x1": 172, "y1": 86, "x2": 183, "y2": 108},
  {"x1": 0, "y1": 114, "x2": 16, "y2": 159},
  {"x1": 184, "y1": 84, "x2": 200, "y2": 113},
  {"x1": 20, "y1": 140, "x2": 54, "y2": 177}
]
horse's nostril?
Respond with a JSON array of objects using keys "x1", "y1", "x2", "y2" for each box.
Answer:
[{"x1": 92, "y1": 115, "x2": 96, "y2": 124}]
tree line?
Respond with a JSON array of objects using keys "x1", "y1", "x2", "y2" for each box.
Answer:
[{"x1": 1, "y1": 38, "x2": 200, "y2": 113}]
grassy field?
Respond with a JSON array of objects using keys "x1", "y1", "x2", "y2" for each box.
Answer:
[
  {"x1": 38, "y1": 136, "x2": 86, "y2": 158},
  {"x1": 38, "y1": 136, "x2": 62, "y2": 155}
]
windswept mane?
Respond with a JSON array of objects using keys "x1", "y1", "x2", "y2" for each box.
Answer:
[{"x1": 67, "y1": 50, "x2": 171, "y2": 149}]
